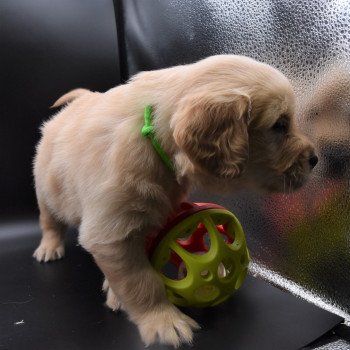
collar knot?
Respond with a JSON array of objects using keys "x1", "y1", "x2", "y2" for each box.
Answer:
[{"x1": 141, "y1": 125, "x2": 154, "y2": 137}]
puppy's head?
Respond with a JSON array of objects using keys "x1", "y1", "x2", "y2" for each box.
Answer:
[{"x1": 171, "y1": 55, "x2": 317, "y2": 193}]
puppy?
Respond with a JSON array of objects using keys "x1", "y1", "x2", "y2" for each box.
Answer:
[{"x1": 33, "y1": 55, "x2": 317, "y2": 347}]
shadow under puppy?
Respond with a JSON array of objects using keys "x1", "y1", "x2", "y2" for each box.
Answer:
[{"x1": 33, "y1": 55, "x2": 317, "y2": 347}]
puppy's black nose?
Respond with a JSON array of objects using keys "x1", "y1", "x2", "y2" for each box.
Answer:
[{"x1": 309, "y1": 154, "x2": 318, "y2": 169}]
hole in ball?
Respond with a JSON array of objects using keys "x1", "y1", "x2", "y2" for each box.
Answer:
[
  {"x1": 161, "y1": 249, "x2": 187, "y2": 280},
  {"x1": 218, "y1": 259, "x2": 234, "y2": 279},
  {"x1": 200, "y1": 269, "x2": 211, "y2": 279}
]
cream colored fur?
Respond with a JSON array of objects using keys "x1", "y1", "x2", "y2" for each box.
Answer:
[{"x1": 33, "y1": 55, "x2": 315, "y2": 347}]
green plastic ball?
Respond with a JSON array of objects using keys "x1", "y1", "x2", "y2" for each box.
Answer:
[{"x1": 150, "y1": 203, "x2": 250, "y2": 307}]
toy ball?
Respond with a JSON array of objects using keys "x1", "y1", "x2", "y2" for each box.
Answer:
[{"x1": 146, "y1": 202, "x2": 250, "y2": 307}]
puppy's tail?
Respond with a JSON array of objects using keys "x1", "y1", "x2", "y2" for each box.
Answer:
[{"x1": 51, "y1": 88, "x2": 90, "y2": 108}]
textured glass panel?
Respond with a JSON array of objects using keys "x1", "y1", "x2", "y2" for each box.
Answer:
[{"x1": 181, "y1": 0, "x2": 350, "y2": 322}]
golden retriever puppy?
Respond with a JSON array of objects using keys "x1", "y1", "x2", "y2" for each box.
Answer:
[{"x1": 33, "y1": 55, "x2": 317, "y2": 347}]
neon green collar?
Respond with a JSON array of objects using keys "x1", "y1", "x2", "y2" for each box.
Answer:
[{"x1": 141, "y1": 106, "x2": 175, "y2": 172}]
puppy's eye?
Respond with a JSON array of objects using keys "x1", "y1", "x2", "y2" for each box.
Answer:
[{"x1": 272, "y1": 115, "x2": 289, "y2": 133}]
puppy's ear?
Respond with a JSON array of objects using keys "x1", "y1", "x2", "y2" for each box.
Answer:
[{"x1": 173, "y1": 92, "x2": 250, "y2": 178}]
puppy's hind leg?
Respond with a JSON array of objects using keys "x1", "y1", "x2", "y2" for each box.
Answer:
[{"x1": 33, "y1": 199, "x2": 66, "y2": 262}]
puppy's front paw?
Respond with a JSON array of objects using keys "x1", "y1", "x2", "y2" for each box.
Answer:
[
  {"x1": 33, "y1": 241, "x2": 65, "y2": 262},
  {"x1": 102, "y1": 279, "x2": 122, "y2": 311},
  {"x1": 136, "y1": 304, "x2": 200, "y2": 348}
]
